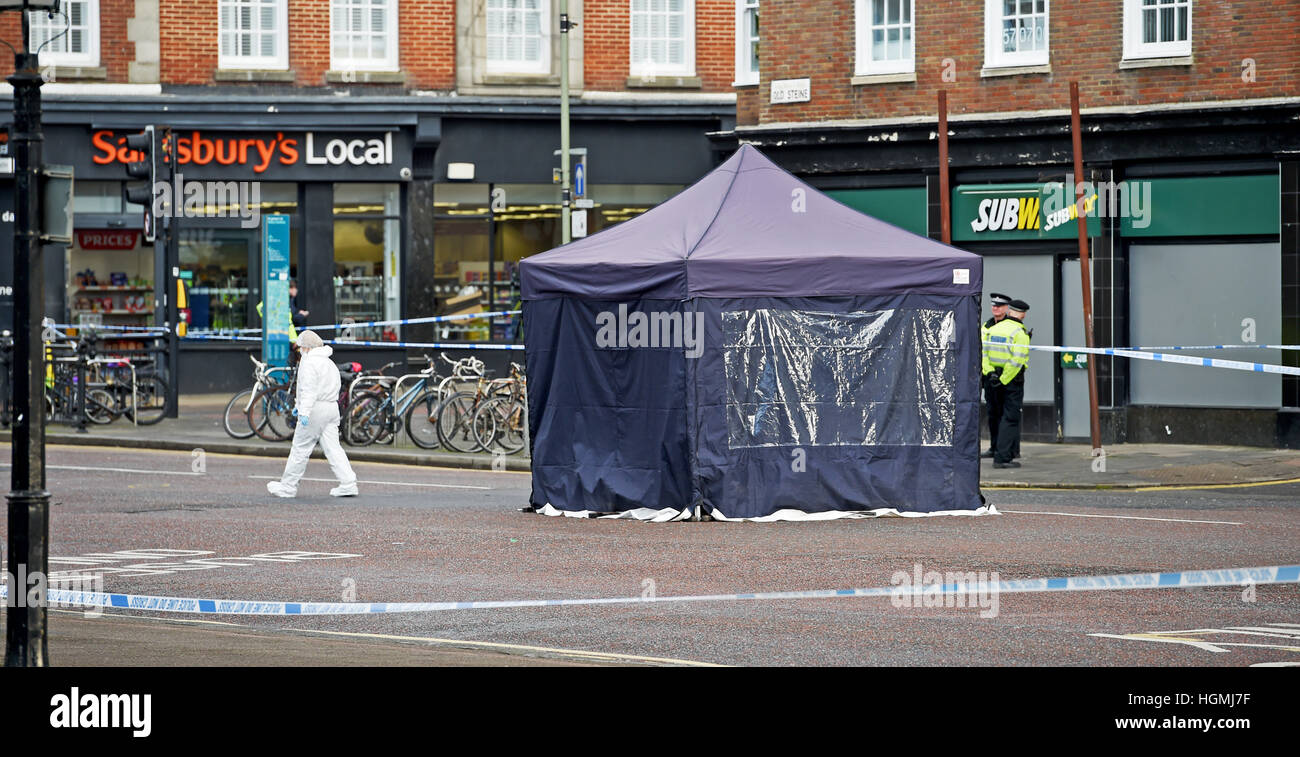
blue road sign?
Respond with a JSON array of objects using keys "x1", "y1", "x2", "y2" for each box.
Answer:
[
  {"x1": 262, "y1": 214, "x2": 292, "y2": 367},
  {"x1": 574, "y1": 162, "x2": 585, "y2": 198}
]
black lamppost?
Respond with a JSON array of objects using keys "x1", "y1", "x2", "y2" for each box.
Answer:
[{"x1": 2, "y1": 0, "x2": 62, "y2": 668}]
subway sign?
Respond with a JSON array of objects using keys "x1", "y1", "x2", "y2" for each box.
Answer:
[{"x1": 953, "y1": 183, "x2": 1099, "y2": 241}]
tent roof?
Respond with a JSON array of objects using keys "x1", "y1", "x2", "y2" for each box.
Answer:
[{"x1": 521, "y1": 143, "x2": 982, "y2": 300}]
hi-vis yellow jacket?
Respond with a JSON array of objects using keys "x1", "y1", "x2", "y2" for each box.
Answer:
[{"x1": 982, "y1": 316, "x2": 1030, "y2": 384}]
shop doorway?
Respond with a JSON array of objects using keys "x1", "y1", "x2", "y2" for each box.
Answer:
[
  {"x1": 1061, "y1": 258, "x2": 1092, "y2": 440},
  {"x1": 179, "y1": 229, "x2": 260, "y2": 333}
]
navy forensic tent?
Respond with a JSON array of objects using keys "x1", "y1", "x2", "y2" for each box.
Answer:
[{"x1": 521, "y1": 144, "x2": 986, "y2": 520}]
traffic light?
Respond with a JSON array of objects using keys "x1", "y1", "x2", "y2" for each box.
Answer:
[{"x1": 123, "y1": 125, "x2": 156, "y2": 242}]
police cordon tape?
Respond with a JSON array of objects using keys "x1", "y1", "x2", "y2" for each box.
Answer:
[
  {"x1": 990, "y1": 342, "x2": 1300, "y2": 377},
  {"x1": 1, "y1": 565, "x2": 1294, "y2": 616},
  {"x1": 178, "y1": 334, "x2": 525, "y2": 351},
  {"x1": 1133, "y1": 344, "x2": 1300, "y2": 351}
]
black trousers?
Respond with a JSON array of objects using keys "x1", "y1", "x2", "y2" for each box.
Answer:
[
  {"x1": 984, "y1": 378, "x2": 1004, "y2": 452},
  {"x1": 995, "y1": 378, "x2": 1024, "y2": 464}
]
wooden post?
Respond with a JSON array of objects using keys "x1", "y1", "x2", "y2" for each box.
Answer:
[{"x1": 1069, "y1": 81, "x2": 1103, "y2": 454}]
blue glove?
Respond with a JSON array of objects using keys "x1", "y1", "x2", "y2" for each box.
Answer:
[{"x1": 300, "y1": 415, "x2": 309, "y2": 428}]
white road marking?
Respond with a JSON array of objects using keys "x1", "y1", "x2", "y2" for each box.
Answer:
[
  {"x1": 1002, "y1": 509, "x2": 1242, "y2": 525},
  {"x1": 0, "y1": 463, "x2": 201, "y2": 476},
  {"x1": 247, "y1": 474, "x2": 489, "y2": 490}
]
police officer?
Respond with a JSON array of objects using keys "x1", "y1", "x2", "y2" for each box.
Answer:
[
  {"x1": 984, "y1": 299, "x2": 1031, "y2": 469},
  {"x1": 980, "y1": 293, "x2": 1013, "y2": 458}
]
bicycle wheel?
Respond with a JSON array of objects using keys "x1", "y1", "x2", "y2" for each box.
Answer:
[
  {"x1": 403, "y1": 389, "x2": 444, "y2": 450},
  {"x1": 125, "y1": 375, "x2": 168, "y2": 426},
  {"x1": 250, "y1": 385, "x2": 295, "y2": 442},
  {"x1": 84, "y1": 388, "x2": 118, "y2": 424},
  {"x1": 346, "y1": 390, "x2": 387, "y2": 446},
  {"x1": 482, "y1": 396, "x2": 527, "y2": 455},
  {"x1": 223, "y1": 389, "x2": 257, "y2": 439},
  {"x1": 435, "y1": 391, "x2": 480, "y2": 453}
]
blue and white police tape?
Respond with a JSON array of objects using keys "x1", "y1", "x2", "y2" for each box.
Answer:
[
  {"x1": 322, "y1": 339, "x2": 524, "y2": 351},
  {"x1": 49, "y1": 323, "x2": 168, "y2": 334},
  {"x1": 179, "y1": 334, "x2": 523, "y2": 350},
  {"x1": 1132, "y1": 344, "x2": 1300, "y2": 351},
  {"x1": 3, "y1": 564, "x2": 1294, "y2": 616},
  {"x1": 181, "y1": 335, "x2": 264, "y2": 342},
  {"x1": 302, "y1": 310, "x2": 522, "y2": 332},
  {"x1": 989, "y1": 342, "x2": 1300, "y2": 377}
]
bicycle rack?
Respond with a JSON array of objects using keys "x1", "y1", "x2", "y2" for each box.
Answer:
[{"x1": 88, "y1": 358, "x2": 138, "y2": 426}]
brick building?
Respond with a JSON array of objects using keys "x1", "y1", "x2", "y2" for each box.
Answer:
[
  {"x1": 716, "y1": 0, "x2": 1300, "y2": 447},
  {"x1": 0, "y1": 0, "x2": 738, "y2": 390}
]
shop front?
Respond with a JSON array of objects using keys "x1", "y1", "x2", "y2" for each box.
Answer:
[
  {"x1": 1, "y1": 122, "x2": 416, "y2": 391},
  {"x1": 952, "y1": 178, "x2": 1104, "y2": 443}
]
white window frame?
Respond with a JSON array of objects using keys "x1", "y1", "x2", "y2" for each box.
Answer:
[
  {"x1": 485, "y1": 0, "x2": 552, "y2": 75},
  {"x1": 984, "y1": 0, "x2": 1050, "y2": 69},
  {"x1": 219, "y1": 0, "x2": 290, "y2": 70},
  {"x1": 1122, "y1": 0, "x2": 1191, "y2": 60},
  {"x1": 331, "y1": 0, "x2": 400, "y2": 71},
  {"x1": 734, "y1": 0, "x2": 759, "y2": 86},
  {"x1": 630, "y1": 0, "x2": 695, "y2": 78},
  {"x1": 855, "y1": 0, "x2": 915, "y2": 76},
  {"x1": 29, "y1": 0, "x2": 100, "y2": 68}
]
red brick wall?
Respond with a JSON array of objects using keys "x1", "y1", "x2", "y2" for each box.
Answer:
[
  {"x1": 402, "y1": 0, "x2": 456, "y2": 90},
  {"x1": 0, "y1": 0, "x2": 137, "y2": 80},
  {"x1": 585, "y1": 0, "x2": 736, "y2": 92},
  {"x1": 751, "y1": 0, "x2": 1300, "y2": 125},
  {"x1": 162, "y1": 0, "x2": 456, "y2": 88},
  {"x1": 160, "y1": 0, "x2": 216, "y2": 84}
]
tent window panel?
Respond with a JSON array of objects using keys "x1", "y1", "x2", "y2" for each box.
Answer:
[{"x1": 722, "y1": 308, "x2": 957, "y2": 448}]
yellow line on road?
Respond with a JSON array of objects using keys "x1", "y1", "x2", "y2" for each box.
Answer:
[
  {"x1": 984, "y1": 477, "x2": 1300, "y2": 493},
  {"x1": 60, "y1": 609, "x2": 722, "y2": 667},
  {"x1": 294, "y1": 628, "x2": 727, "y2": 667}
]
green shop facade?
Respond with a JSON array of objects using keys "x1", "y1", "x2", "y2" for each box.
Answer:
[{"x1": 721, "y1": 100, "x2": 1299, "y2": 448}]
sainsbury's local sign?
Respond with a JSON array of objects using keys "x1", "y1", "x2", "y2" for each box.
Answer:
[{"x1": 86, "y1": 129, "x2": 410, "y2": 181}]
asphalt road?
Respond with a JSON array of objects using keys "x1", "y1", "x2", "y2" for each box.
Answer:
[{"x1": 2, "y1": 444, "x2": 1297, "y2": 667}]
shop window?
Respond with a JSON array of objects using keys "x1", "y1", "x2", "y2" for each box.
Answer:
[
  {"x1": 486, "y1": 0, "x2": 550, "y2": 74},
  {"x1": 984, "y1": 0, "x2": 1049, "y2": 69},
  {"x1": 74, "y1": 180, "x2": 125, "y2": 214},
  {"x1": 335, "y1": 183, "x2": 401, "y2": 341},
  {"x1": 331, "y1": 0, "x2": 399, "y2": 71},
  {"x1": 1123, "y1": 0, "x2": 1191, "y2": 60},
  {"x1": 178, "y1": 184, "x2": 297, "y2": 335},
  {"x1": 432, "y1": 183, "x2": 681, "y2": 342},
  {"x1": 630, "y1": 0, "x2": 695, "y2": 77},
  {"x1": 219, "y1": 0, "x2": 289, "y2": 70},
  {"x1": 29, "y1": 0, "x2": 99, "y2": 68},
  {"x1": 855, "y1": 0, "x2": 914, "y2": 76}
]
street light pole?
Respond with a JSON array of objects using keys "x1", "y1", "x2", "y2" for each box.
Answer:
[
  {"x1": 560, "y1": 0, "x2": 571, "y2": 245},
  {"x1": 5, "y1": 10, "x2": 50, "y2": 668}
]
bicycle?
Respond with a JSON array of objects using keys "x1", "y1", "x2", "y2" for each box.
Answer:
[
  {"x1": 248, "y1": 370, "x2": 298, "y2": 442},
  {"x1": 341, "y1": 360, "x2": 407, "y2": 445},
  {"x1": 400, "y1": 354, "x2": 486, "y2": 450},
  {"x1": 346, "y1": 356, "x2": 445, "y2": 447},
  {"x1": 223, "y1": 355, "x2": 293, "y2": 439},
  {"x1": 470, "y1": 362, "x2": 528, "y2": 455},
  {"x1": 433, "y1": 360, "x2": 515, "y2": 453}
]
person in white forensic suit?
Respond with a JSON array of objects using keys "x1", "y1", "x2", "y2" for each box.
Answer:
[{"x1": 266, "y1": 330, "x2": 359, "y2": 498}]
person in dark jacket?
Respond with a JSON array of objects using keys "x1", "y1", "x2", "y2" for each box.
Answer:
[{"x1": 288, "y1": 280, "x2": 309, "y2": 330}]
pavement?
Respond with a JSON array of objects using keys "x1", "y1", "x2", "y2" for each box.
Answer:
[{"x1": 7, "y1": 392, "x2": 1300, "y2": 489}]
